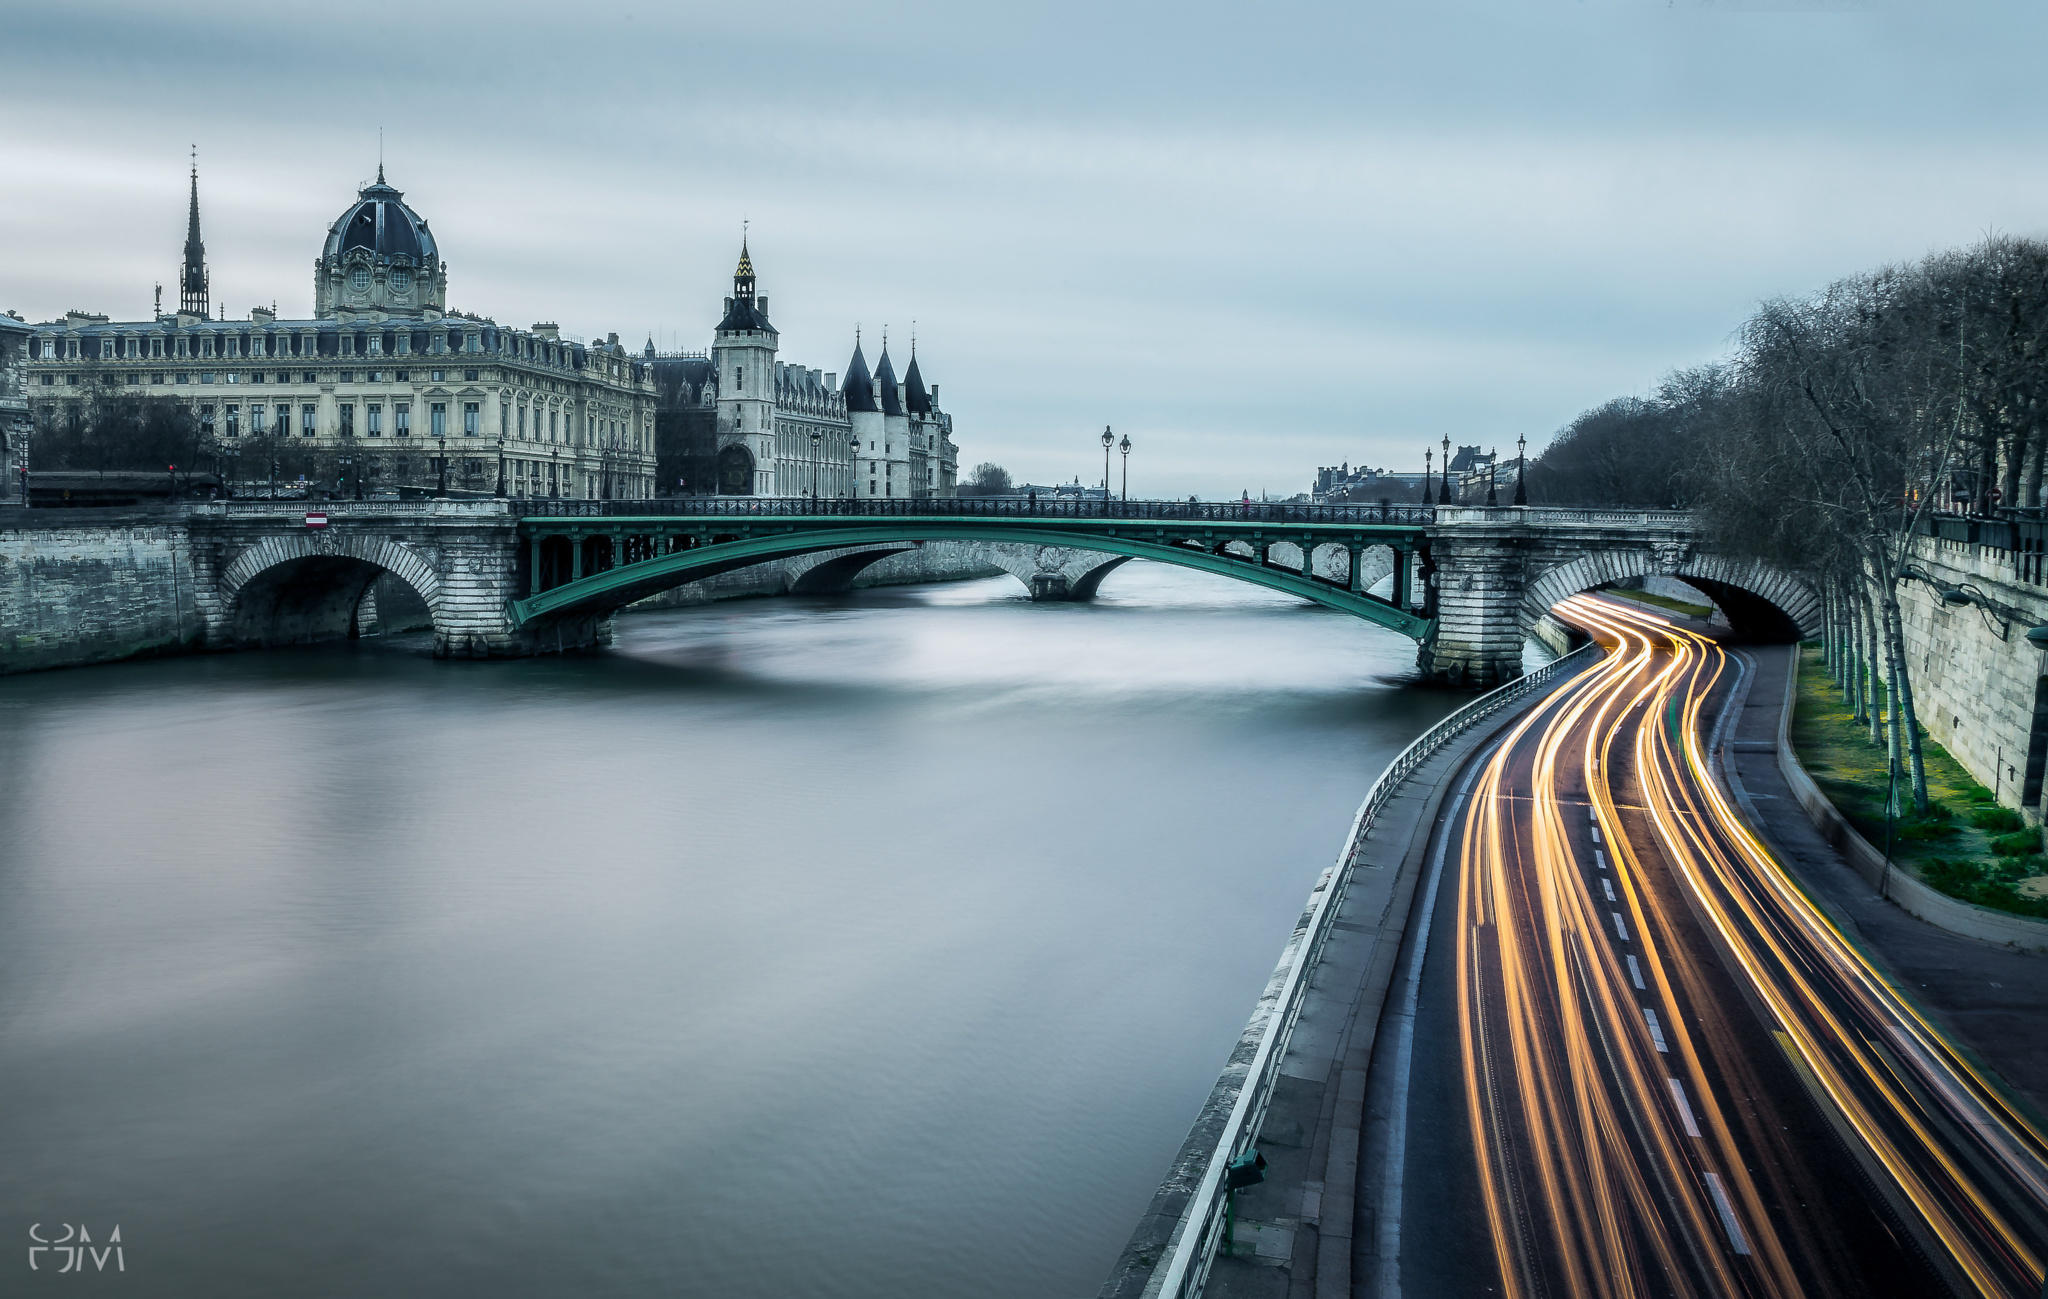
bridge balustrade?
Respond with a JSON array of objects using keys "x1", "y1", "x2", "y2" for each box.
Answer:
[{"x1": 515, "y1": 496, "x2": 1437, "y2": 526}]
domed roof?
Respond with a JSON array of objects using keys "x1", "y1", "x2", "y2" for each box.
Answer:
[{"x1": 322, "y1": 167, "x2": 437, "y2": 265}]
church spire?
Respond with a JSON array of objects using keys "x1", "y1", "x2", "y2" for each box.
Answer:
[
  {"x1": 179, "y1": 147, "x2": 209, "y2": 318},
  {"x1": 733, "y1": 225, "x2": 755, "y2": 299}
]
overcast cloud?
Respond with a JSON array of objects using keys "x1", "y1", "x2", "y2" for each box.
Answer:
[{"x1": 4, "y1": 1, "x2": 2043, "y2": 498}]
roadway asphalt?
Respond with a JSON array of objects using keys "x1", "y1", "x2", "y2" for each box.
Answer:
[{"x1": 1363, "y1": 595, "x2": 2048, "y2": 1298}]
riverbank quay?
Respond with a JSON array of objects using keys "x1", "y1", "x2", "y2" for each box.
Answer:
[
  {"x1": 1721, "y1": 644, "x2": 2048, "y2": 1119},
  {"x1": 1098, "y1": 645, "x2": 1599, "y2": 1299}
]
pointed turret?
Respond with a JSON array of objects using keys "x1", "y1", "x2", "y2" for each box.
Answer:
[
  {"x1": 716, "y1": 235, "x2": 773, "y2": 332},
  {"x1": 842, "y1": 336, "x2": 878, "y2": 413},
  {"x1": 874, "y1": 344, "x2": 903, "y2": 416},
  {"x1": 179, "y1": 150, "x2": 209, "y2": 318},
  {"x1": 904, "y1": 351, "x2": 932, "y2": 416}
]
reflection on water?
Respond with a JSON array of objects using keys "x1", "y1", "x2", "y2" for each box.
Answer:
[{"x1": 0, "y1": 562, "x2": 1456, "y2": 1297}]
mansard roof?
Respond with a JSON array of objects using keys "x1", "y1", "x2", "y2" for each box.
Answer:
[
  {"x1": 842, "y1": 340, "x2": 877, "y2": 412},
  {"x1": 874, "y1": 347, "x2": 902, "y2": 416},
  {"x1": 716, "y1": 295, "x2": 774, "y2": 333}
]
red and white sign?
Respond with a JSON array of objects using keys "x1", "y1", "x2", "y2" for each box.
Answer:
[{"x1": 304, "y1": 512, "x2": 329, "y2": 529}]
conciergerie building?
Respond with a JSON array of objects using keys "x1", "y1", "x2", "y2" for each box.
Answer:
[{"x1": 24, "y1": 160, "x2": 659, "y2": 500}]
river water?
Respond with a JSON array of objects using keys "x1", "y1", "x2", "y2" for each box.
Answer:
[{"x1": 0, "y1": 563, "x2": 1457, "y2": 1297}]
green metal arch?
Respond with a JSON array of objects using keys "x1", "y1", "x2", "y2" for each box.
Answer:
[{"x1": 511, "y1": 525, "x2": 1432, "y2": 639}]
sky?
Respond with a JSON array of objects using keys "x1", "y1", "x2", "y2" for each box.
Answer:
[{"x1": 3, "y1": 1, "x2": 2044, "y2": 499}]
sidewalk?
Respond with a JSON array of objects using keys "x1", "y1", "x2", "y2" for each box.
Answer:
[
  {"x1": 1721, "y1": 644, "x2": 2048, "y2": 1120},
  {"x1": 1199, "y1": 675, "x2": 1576, "y2": 1299}
]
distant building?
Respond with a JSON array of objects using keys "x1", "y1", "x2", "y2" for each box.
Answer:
[
  {"x1": 22, "y1": 160, "x2": 657, "y2": 499},
  {"x1": 651, "y1": 246, "x2": 959, "y2": 498},
  {"x1": 0, "y1": 313, "x2": 30, "y2": 502},
  {"x1": 1312, "y1": 460, "x2": 1428, "y2": 504}
]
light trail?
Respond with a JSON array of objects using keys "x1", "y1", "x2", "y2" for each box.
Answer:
[{"x1": 1451, "y1": 592, "x2": 2048, "y2": 1298}]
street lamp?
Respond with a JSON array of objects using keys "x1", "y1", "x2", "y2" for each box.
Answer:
[
  {"x1": 1486, "y1": 446, "x2": 1499, "y2": 506},
  {"x1": 1100, "y1": 425, "x2": 1114, "y2": 511},
  {"x1": 495, "y1": 433, "x2": 507, "y2": 497},
  {"x1": 1514, "y1": 431, "x2": 1528, "y2": 506},
  {"x1": 1119, "y1": 432, "x2": 1132, "y2": 503},
  {"x1": 551, "y1": 446, "x2": 560, "y2": 498},
  {"x1": 850, "y1": 432, "x2": 862, "y2": 503},
  {"x1": 269, "y1": 456, "x2": 279, "y2": 500},
  {"x1": 1424, "y1": 447, "x2": 1433, "y2": 506},
  {"x1": 1439, "y1": 433, "x2": 1451, "y2": 505},
  {"x1": 435, "y1": 433, "x2": 448, "y2": 497},
  {"x1": 810, "y1": 428, "x2": 821, "y2": 508}
]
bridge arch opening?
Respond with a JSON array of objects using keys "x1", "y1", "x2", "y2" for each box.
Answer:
[
  {"x1": 227, "y1": 554, "x2": 439, "y2": 648},
  {"x1": 1522, "y1": 551, "x2": 1817, "y2": 652},
  {"x1": 219, "y1": 534, "x2": 447, "y2": 651}
]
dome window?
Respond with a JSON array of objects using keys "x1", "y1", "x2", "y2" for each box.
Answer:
[
  {"x1": 391, "y1": 267, "x2": 413, "y2": 294},
  {"x1": 350, "y1": 267, "x2": 371, "y2": 293}
]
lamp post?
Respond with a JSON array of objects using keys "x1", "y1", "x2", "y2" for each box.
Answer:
[
  {"x1": 435, "y1": 433, "x2": 448, "y2": 497},
  {"x1": 1424, "y1": 447, "x2": 1433, "y2": 505},
  {"x1": 850, "y1": 432, "x2": 862, "y2": 503},
  {"x1": 339, "y1": 452, "x2": 355, "y2": 501},
  {"x1": 269, "y1": 456, "x2": 278, "y2": 500},
  {"x1": 1100, "y1": 425, "x2": 1114, "y2": 510},
  {"x1": 16, "y1": 429, "x2": 29, "y2": 509},
  {"x1": 1119, "y1": 432, "x2": 1132, "y2": 503},
  {"x1": 551, "y1": 446, "x2": 560, "y2": 499},
  {"x1": 811, "y1": 428, "x2": 821, "y2": 508},
  {"x1": 495, "y1": 433, "x2": 507, "y2": 497},
  {"x1": 1486, "y1": 446, "x2": 1499, "y2": 506},
  {"x1": 1514, "y1": 431, "x2": 1527, "y2": 506},
  {"x1": 1438, "y1": 433, "x2": 1451, "y2": 504}
]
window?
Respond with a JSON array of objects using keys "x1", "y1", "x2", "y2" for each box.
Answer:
[
  {"x1": 394, "y1": 370, "x2": 408, "y2": 381},
  {"x1": 395, "y1": 402, "x2": 411, "y2": 437},
  {"x1": 431, "y1": 369, "x2": 446, "y2": 382},
  {"x1": 151, "y1": 373, "x2": 164, "y2": 385},
  {"x1": 430, "y1": 403, "x2": 446, "y2": 438},
  {"x1": 274, "y1": 406, "x2": 290, "y2": 438},
  {"x1": 734, "y1": 367, "x2": 742, "y2": 391},
  {"x1": 517, "y1": 406, "x2": 526, "y2": 437},
  {"x1": 338, "y1": 371, "x2": 354, "y2": 383},
  {"x1": 368, "y1": 370, "x2": 383, "y2": 382},
  {"x1": 465, "y1": 458, "x2": 482, "y2": 477},
  {"x1": 200, "y1": 371, "x2": 215, "y2": 384},
  {"x1": 391, "y1": 267, "x2": 412, "y2": 293},
  {"x1": 369, "y1": 335, "x2": 382, "y2": 355},
  {"x1": 250, "y1": 404, "x2": 266, "y2": 434},
  {"x1": 175, "y1": 372, "x2": 189, "y2": 384},
  {"x1": 395, "y1": 457, "x2": 411, "y2": 477},
  {"x1": 303, "y1": 371, "x2": 317, "y2": 383},
  {"x1": 367, "y1": 403, "x2": 383, "y2": 436},
  {"x1": 301, "y1": 403, "x2": 318, "y2": 436},
  {"x1": 250, "y1": 370, "x2": 264, "y2": 383},
  {"x1": 39, "y1": 374, "x2": 52, "y2": 386},
  {"x1": 464, "y1": 368, "x2": 478, "y2": 381},
  {"x1": 548, "y1": 410, "x2": 557, "y2": 439},
  {"x1": 199, "y1": 404, "x2": 215, "y2": 433},
  {"x1": 350, "y1": 267, "x2": 371, "y2": 292},
  {"x1": 463, "y1": 402, "x2": 479, "y2": 436},
  {"x1": 339, "y1": 404, "x2": 354, "y2": 437}
]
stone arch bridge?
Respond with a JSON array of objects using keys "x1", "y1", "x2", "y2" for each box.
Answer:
[{"x1": 181, "y1": 499, "x2": 1818, "y2": 686}]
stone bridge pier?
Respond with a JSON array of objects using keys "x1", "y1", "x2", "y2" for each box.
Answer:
[{"x1": 1420, "y1": 507, "x2": 1821, "y2": 686}]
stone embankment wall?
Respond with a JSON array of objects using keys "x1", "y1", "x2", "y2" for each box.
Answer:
[
  {"x1": 1893, "y1": 534, "x2": 2048, "y2": 823},
  {"x1": 0, "y1": 509, "x2": 206, "y2": 672}
]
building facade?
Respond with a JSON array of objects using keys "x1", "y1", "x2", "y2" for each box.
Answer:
[
  {"x1": 22, "y1": 163, "x2": 657, "y2": 500},
  {"x1": 1, "y1": 313, "x2": 30, "y2": 503},
  {"x1": 652, "y1": 247, "x2": 959, "y2": 498}
]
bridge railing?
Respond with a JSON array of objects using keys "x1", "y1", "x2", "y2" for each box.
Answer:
[
  {"x1": 1434, "y1": 504, "x2": 1699, "y2": 529},
  {"x1": 1137, "y1": 640, "x2": 1600, "y2": 1299},
  {"x1": 516, "y1": 496, "x2": 1438, "y2": 526}
]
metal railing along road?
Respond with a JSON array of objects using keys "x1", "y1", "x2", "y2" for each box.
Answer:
[
  {"x1": 514, "y1": 496, "x2": 1439, "y2": 526},
  {"x1": 1144, "y1": 640, "x2": 1599, "y2": 1299}
]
